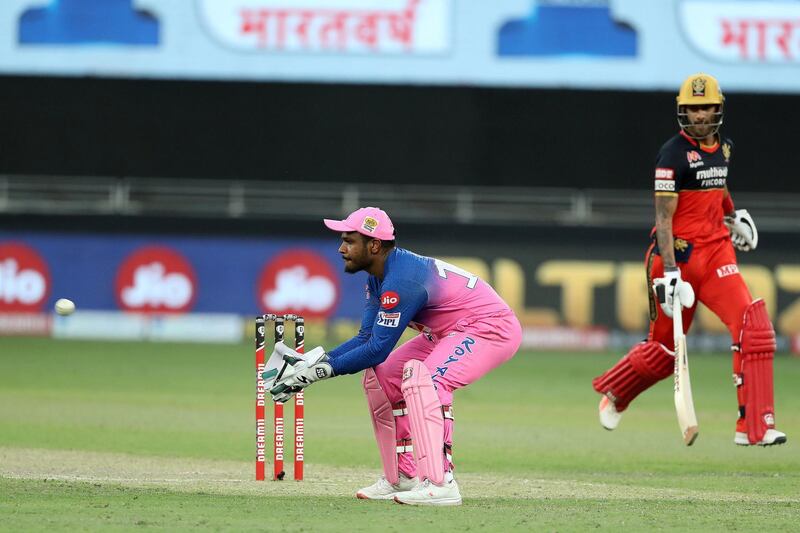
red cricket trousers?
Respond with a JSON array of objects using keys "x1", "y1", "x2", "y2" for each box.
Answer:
[{"x1": 647, "y1": 237, "x2": 753, "y2": 347}]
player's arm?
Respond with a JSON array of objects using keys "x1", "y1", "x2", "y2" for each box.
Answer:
[
  {"x1": 327, "y1": 281, "x2": 428, "y2": 375},
  {"x1": 652, "y1": 192, "x2": 695, "y2": 316},
  {"x1": 654, "y1": 193, "x2": 678, "y2": 271},
  {"x1": 722, "y1": 185, "x2": 735, "y2": 217},
  {"x1": 721, "y1": 186, "x2": 758, "y2": 252},
  {"x1": 328, "y1": 282, "x2": 379, "y2": 359},
  {"x1": 268, "y1": 282, "x2": 380, "y2": 402}
]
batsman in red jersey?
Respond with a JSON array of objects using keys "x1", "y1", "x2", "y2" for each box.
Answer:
[{"x1": 592, "y1": 73, "x2": 787, "y2": 446}]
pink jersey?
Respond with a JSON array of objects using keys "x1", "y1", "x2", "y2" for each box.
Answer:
[
  {"x1": 329, "y1": 247, "x2": 514, "y2": 374},
  {"x1": 408, "y1": 257, "x2": 512, "y2": 338}
]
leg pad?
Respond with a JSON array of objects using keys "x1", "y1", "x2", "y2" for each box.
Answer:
[
  {"x1": 592, "y1": 341, "x2": 674, "y2": 412},
  {"x1": 401, "y1": 360, "x2": 445, "y2": 485},
  {"x1": 363, "y1": 368, "x2": 400, "y2": 485},
  {"x1": 739, "y1": 299, "x2": 777, "y2": 444}
]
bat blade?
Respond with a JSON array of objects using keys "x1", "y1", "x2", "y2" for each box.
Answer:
[{"x1": 673, "y1": 294, "x2": 699, "y2": 446}]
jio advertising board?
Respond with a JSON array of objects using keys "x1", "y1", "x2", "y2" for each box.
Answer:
[
  {"x1": 3, "y1": 232, "x2": 799, "y2": 351},
  {"x1": 0, "y1": 233, "x2": 364, "y2": 319},
  {"x1": 0, "y1": 0, "x2": 799, "y2": 93}
]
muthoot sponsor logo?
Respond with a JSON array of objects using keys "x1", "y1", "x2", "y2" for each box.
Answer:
[
  {"x1": 696, "y1": 167, "x2": 728, "y2": 180},
  {"x1": 696, "y1": 166, "x2": 728, "y2": 186}
]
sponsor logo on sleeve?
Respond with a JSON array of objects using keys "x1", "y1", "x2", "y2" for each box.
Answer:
[
  {"x1": 655, "y1": 168, "x2": 674, "y2": 179},
  {"x1": 376, "y1": 311, "x2": 401, "y2": 327},
  {"x1": 380, "y1": 290, "x2": 399, "y2": 309},
  {"x1": 654, "y1": 168, "x2": 676, "y2": 192}
]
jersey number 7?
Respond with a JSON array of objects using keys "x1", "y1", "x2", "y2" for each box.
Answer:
[{"x1": 434, "y1": 259, "x2": 478, "y2": 289}]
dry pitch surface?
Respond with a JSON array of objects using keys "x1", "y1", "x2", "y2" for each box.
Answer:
[{"x1": 4, "y1": 447, "x2": 798, "y2": 504}]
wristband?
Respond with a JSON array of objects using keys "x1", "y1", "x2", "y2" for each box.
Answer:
[{"x1": 722, "y1": 194, "x2": 735, "y2": 215}]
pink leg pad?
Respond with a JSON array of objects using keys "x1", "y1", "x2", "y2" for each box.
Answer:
[
  {"x1": 363, "y1": 368, "x2": 399, "y2": 485},
  {"x1": 401, "y1": 360, "x2": 445, "y2": 485}
]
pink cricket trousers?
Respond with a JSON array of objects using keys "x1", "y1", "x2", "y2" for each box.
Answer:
[{"x1": 370, "y1": 312, "x2": 522, "y2": 477}]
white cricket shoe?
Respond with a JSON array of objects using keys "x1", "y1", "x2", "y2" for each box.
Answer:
[
  {"x1": 734, "y1": 429, "x2": 787, "y2": 447},
  {"x1": 598, "y1": 395, "x2": 622, "y2": 431},
  {"x1": 393, "y1": 478, "x2": 462, "y2": 506},
  {"x1": 356, "y1": 473, "x2": 418, "y2": 500}
]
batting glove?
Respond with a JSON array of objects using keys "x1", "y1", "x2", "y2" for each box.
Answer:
[
  {"x1": 724, "y1": 209, "x2": 758, "y2": 252},
  {"x1": 653, "y1": 268, "x2": 695, "y2": 318}
]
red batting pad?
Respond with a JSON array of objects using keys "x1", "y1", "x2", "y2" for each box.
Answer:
[
  {"x1": 592, "y1": 341, "x2": 673, "y2": 411},
  {"x1": 740, "y1": 300, "x2": 777, "y2": 444}
]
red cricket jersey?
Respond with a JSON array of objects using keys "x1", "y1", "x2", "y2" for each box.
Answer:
[{"x1": 652, "y1": 130, "x2": 733, "y2": 246}]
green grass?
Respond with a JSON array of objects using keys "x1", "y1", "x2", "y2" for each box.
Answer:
[{"x1": 1, "y1": 337, "x2": 799, "y2": 531}]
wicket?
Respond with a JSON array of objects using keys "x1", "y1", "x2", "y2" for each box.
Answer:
[{"x1": 255, "y1": 314, "x2": 305, "y2": 481}]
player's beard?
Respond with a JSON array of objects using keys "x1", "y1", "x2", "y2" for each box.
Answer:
[
  {"x1": 690, "y1": 121, "x2": 712, "y2": 139},
  {"x1": 343, "y1": 250, "x2": 369, "y2": 274}
]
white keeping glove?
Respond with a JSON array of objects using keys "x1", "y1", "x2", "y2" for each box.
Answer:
[
  {"x1": 261, "y1": 341, "x2": 300, "y2": 388},
  {"x1": 269, "y1": 346, "x2": 333, "y2": 403},
  {"x1": 653, "y1": 269, "x2": 695, "y2": 318},
  {"x1": 724, "y1": 209, "x2": 758, "y2": 252}
]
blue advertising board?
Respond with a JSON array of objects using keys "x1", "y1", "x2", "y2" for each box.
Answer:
[{"x1": 0, "y1": 232, "x2": 366, "y2": 319}]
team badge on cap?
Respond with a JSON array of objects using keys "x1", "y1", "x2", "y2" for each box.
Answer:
[
  {"x1": 323, "y1": 206, "x2": 395, "y2": 241},
  {"x1": 691, "y1": 77, "x2": 706, "y2": 97},
  {"x1": 362, "y1": 216, "x2": 379, "y2": 234}
]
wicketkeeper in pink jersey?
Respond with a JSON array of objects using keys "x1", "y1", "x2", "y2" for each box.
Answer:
[{"x1": 268, "y1": 207, "x2": 522, "y2": 506}]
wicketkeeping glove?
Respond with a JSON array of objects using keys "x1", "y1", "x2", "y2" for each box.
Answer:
[
  {"x1": 269, "y1": 346, "x2": 334, "y2": 403},
  {"x1": 724, "y1": 209, "x2": 758, "y2": 252},
  {"x1": 653, "y1": 268, "x2": 695, "y2": 318},
  {"x1": 261, "y1": 341, "x2": 297, "y2": 388}
]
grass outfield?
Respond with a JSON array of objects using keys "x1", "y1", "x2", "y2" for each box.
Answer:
[{"x1": 1, "y1": 337, "x2": 798, "y2": 531}]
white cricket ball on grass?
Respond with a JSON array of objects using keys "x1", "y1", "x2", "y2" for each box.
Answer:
[{"x1": 54, "y1": 298, "x2": 76, "y2": 316}]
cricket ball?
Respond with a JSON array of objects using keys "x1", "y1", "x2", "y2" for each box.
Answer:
[{"x1": 54, "y1": 298, "x2": 76, "y2": 316}]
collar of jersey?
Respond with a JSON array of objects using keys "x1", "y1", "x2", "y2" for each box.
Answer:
[
  {"x1": 679, "y1": 130, "x2": 720, "y2": 154},
  {"x1": 378, "y1": 247, "x2": 399, "y2": 281}
]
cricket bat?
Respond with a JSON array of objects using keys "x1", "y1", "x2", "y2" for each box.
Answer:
[{"x1": 673, "y1": 293, "x2": 699, "y2": 446}]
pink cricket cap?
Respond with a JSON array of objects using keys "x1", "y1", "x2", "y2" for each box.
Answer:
[{"x1": 323, "y1": 206, "x2": 396, "y2": 241}]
